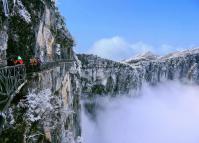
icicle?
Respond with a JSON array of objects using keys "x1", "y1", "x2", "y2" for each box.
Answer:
[{"x1": 2, "y1": 0, "x2": 9, "y2": 17}]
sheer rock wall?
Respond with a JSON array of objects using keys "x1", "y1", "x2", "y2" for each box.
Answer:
[
  {"x1": 0, "y1": 1, "x2": 81, "y2": 143},
  {"x1": 78, "y1": 49, "x2": 199, "y2": 97}
]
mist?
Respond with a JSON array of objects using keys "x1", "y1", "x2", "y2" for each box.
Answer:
[{"x1": 81, "y1": 81, "x2": 199, "y2": 143}]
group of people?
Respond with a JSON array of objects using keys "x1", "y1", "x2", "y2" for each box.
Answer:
[
  {"x1": 29, "y1": 57, "x2": 41, "y2": 67},
  {"x1": 8, "y1": 56, "x2": 41, "y2": 68},
  {"x1": 8, "y1": 56, "x2": 24, "y2": 66}
]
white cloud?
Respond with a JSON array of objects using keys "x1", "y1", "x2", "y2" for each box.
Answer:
[
  {"x1": 87, "y1": 36, "x2": 187, "y2": 61},
  {"x1": 130, "y1": 41, "x2": 155, "y2": 54},
  {"x1": 88, "y1": 36, "x2": 132, "y2": 61},
  {"x1": 82, "y1": 81, "x2": 199, "y2": 143}
]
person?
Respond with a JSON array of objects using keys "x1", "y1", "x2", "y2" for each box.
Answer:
[
  {"x1": 29, "y1": 57, "x2": 42, "y2": 71},
  {"x1": 7, "y1": 57, "x2": 15, "y2": 66},
  {"x1": 14, "y1": 56, "x2": 24, "y2": 65},
  {"x1": 30, "y1": 57, "x2": 37, "y2": 66},
  {"x1": 36, "y1": 57, "x2": 41, "y2": 66}
]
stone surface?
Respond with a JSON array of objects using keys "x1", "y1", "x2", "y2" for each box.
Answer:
[
  {"x1": 1, "y1": 1, "x2": 199, "y2": 143},
  {"x1": 78, "y1": 49, "x2": 199, "y2": 97},
  {"x1": 0, "y1": 61, "x2": 81, "y2": 143},
  {"x1": 0, "y1": 29, "x2": 8, "y2": 66},
  {"x1": 0, "y1": 1, "x2": 80, "y2": 143},
  {"x1": 0, "y1": 0, "x2": 74, "y2": 64}
]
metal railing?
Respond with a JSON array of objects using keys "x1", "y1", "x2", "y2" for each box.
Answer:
[
  {"x1": 0, "y1": 64, "x2": 26, "y2": 111},
  {"x1": 0, "y1": 59, "x2": 74, "y2": 110},
  {"x1": 26, "y1": 59, "x2": 75, "y2": 73},
  {"x1": 0, "y1": 59, "x2": 76, "y2": 134}
]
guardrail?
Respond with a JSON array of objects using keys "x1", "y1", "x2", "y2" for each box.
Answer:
[
  {"x1": 0, "y1": 64, "x2": 26, "y2": 111},
  {"x1": 0, "y1": 59, "x2": 75, "y2": 110},
  {"x1": 26, "y1": 59, "x2": 75, "y2": 73},
  {"x1": 0, "y1": 59, "x2": 75, "y2": 133}
]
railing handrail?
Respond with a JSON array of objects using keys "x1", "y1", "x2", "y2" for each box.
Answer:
[
  {"x1": 0, "y1": 64, "x2": 26, "y2": 70},
  {"x1": 0, "y1": 64, "x2": 26, "y2": 111},
  {"x1": 26, "y1": 59, "x2": 75, "y2": 73}
]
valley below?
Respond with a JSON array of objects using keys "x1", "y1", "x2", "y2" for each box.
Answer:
[
  {"x1": 81, "y1": 81, "x2": 199, "y2": 143},
  {"x1": 0, "y1": 1, "x2": 199, "y2": 142}
]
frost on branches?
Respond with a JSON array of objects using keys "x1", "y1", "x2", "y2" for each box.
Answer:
[
  {"x1": 25, "y1": 89, "x2": 53, "y2": 123},
  {"x1": 24, "y1": 89, "x2": 74, "y2": 130}
]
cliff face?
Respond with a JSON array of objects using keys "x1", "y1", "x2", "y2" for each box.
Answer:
[
  {"x1": 1, "y1": 61, "x2": 81, "y2": 143},
  {"x1": 78, "y1": 50, "x2": 199, "y2": 119},
  {"x1": 0, "y1": 0, "x2": 73, "y2": 64},
  {"x1": 0, "y1": 1, "x2": 81, "y2": 143},
  {"x1": 78, "y1": 54, "x2": 142, "y2": 97},
  {"x1": 1, "y1": 1, "x2": 199, "y2": 142},
  {"x1": 78, "y1": 49, "x2": 199, "y2": 97}
]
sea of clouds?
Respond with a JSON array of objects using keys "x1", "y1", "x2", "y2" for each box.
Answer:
[{"x1": 82, "y1": 81, "x2": 199, "y2": 143}]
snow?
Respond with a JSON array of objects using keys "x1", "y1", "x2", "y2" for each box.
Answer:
[
  {"x1": 16, "y1": 0, "x2": 31, "y2": 23},
  {"x1": 25, "y1": 89, "x2": 53, "y2": 123},
  {"x1": 124, "y1": 48, "x2": 199, "y2": 63},
  {"x1": 124, "y1": 51, "x2": 159, "y2": 63},
  {"x1": 13, "y1": 0, "x2": 16, "y2": 7},
  {"x1": 161, "y1": 48, "x2": 199, "y2": 59},
  {"x1": 61, "y1": 130, "x2": 83, "y2": 143},
  {"x1": 2, "y1": 0, "x2": 9, "y2": 17},
  {"x1": 6, "y1": 108, "x2": 15, "y2": 125},
  {"x1": 24, "y1": 88, "x2": 78, "y2": 142}
]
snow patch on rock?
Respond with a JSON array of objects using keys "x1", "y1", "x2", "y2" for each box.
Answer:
[
  {"x1": 15, "y1": 0, "x2": 31, "y2": 23},
  {"x1": 124, "y1": 51, "x2": 159, "y2": 63},
  {"x1": 161, "y1": 48, "x2": 199, "y2": 59},
  {"x1": 25, "y1": 89, "x2": 53, "y2": 123}
]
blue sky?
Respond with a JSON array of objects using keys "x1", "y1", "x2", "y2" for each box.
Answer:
[{"x1": 58, "y1": 0, "x2": 199, "y2": 60}]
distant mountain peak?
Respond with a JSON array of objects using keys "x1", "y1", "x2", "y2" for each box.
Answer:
[
  {"x1": 161, "y1": 48, "x2": 199, "y2": 59},
  {"x1": 124, "y1": 51, "x2": 159, "y2": 63}
]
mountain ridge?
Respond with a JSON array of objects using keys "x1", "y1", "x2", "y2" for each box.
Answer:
[{"x1": 78, "y1": 48, "x2": 199, "y2": 97}]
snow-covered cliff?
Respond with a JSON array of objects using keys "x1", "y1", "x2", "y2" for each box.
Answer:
[
  {"x1": 0, "y1": 1, "x2": 81, "y2": 142},
  {"x1": 0, "y1": 0, "x2": 73, "y2": 65},
  {"x1": 1, "y1": 62, "x2": 81, "y2": 143},
  {"x1": 78, "y1": 54, "x2": 142, "y2": 97},
  {"x1": 1, "y1": 1, "x2": 199, "y2": 142},
  {"x1": 78, "y1": 49, "x2": 199, "y2": 97}
]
